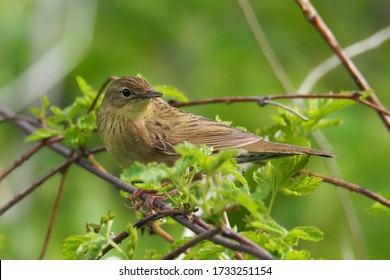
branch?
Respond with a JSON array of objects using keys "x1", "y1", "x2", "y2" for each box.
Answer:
[
  {"x1": 39, "y1": 163, "x2": 71, "y2": 259},
  {"x1": 168, "y1": 92, "x2": 390, "y2": 117},
  {"x1": 295, "y1": 0, "x2": 390, "y2": 131},
  {"x1": 163, "y1": 228, "x2": 222, "y2": 260},
  {"x1": 0, "y1": 157, "x2": 77, "y2": 216},
  {"x1": 0, "y1": 137, "x2": 63, "y2": 182},
  {"x1": 301, "y1": 170, "x2": 390, "y2": 208},
  {"x1": 0, "y1": 106, "x2": 276, "y2": 260},
  {"x1": 298, "y1": 25, "x2": 390, "y2": 93}
]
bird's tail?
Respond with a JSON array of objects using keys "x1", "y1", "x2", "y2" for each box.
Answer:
[{"x1": 236, "y1": 140, "x2": 335, "y2": 163}]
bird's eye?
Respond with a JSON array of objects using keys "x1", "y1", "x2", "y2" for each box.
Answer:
[{"x1": 121, "y1": 87, "x2": 132, "y2": 97}]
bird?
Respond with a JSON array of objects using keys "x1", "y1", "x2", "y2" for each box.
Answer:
[{"x1": 97, "y1": 76, "x2": 333, "y2": 169}]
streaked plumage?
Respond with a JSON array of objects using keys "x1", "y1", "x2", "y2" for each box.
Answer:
[{"x1": 97, "y1": 76, "x2": 333, "y2": 169}]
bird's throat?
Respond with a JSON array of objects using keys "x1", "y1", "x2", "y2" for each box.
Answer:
[{"x1": 124, "y1": 99, "x2": 152, "y2": 121}]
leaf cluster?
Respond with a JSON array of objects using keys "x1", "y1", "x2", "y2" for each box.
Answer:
[
  {"x1": 25, "y1": 77, "x2": 101, "y2": 148},
  {"x1": 30, "y1": 77, "x2": 374, "y2": 260}
]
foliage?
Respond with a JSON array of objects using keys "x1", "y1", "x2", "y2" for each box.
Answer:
[
  {"x1": 25, "y1": 76, "x2": 101, "y2": 148},
  {"x1": 55, "y1": 77, "x2": 357, "y2": 260}
]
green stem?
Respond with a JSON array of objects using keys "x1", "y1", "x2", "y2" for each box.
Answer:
[{"x1": 267, "y1": 190, "x2": 277, "y2": 216}]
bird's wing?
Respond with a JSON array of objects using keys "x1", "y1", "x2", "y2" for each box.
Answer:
[{"x1": 146, "y1": 100, "x2": 261, "y2": 155}]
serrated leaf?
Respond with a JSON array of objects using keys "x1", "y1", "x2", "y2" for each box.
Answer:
[
  {"x1": 175, "y1": 141, "x2": 213, "y2": 157},
  {"x1": 121, "y1": 162, "x2": 171, "y2": 183},
  {"x1": 134, "y1": 182, "x2": 162, "y2": 191},
  {"x1": 251, "y1": 219, "x2": 289, "y2": 237},
  {"x1": 223, "y1": 159, "x2": 247, "y2": 187},
  {"x1": 62, "y1": 233, "x2": 106, "y2": 260},
  {"x1": 182, "y1": 240, "x2": 226, "y2": 260},
  {"x1": 222, "y1": 187, "x2": 265, "y2": 220},
  {"x1": 281, "y1": 174, "x2": 322, "y2": 196},
  {"x1": 253, "y1": 161, "x2": 274, "y2": 190},
  {"x1": 24, "y1": 128, "x2": 61, "y2": 142},
  {"x1": 62, "y1": 235, "x2": 92, "y2": 260},
  {"x1": 287, "y1": 226, "x2": 324, "y2": 244},
  {"x1": 285, "y1": 249, "x2": 311, "y2": 260}
]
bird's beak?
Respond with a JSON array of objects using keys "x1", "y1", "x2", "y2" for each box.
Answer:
[{"x1": 141, "y1": 90, "x2": 164, "y2": 99}]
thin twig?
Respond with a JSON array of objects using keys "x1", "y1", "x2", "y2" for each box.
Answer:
[
  {"x1": 88, "y1": 76, "x2": 119, "y2": 113},
  {"x1": 0, "y1": 137, "x2": 63, "y2": 183},
  {"x1": 0, "y1": 157, "x2": 78, "y2": 216},
  {"x1": 134, "y1": 209, "x2": 184, "y2": 228},
  {"x1": 0, "y1": 107, "x2": 276, "y2": 260},
  {"x1": 295, "y1": 0, "x2": 390, "y2": 131},
  {"x1": 262, "y1": 99, "x2": 308, "y2": 121},
  {"x1": 169, "y1": 93, "x2": 390, "y2": 116},
  {"x1": 151, "y1": 222, "x2": 174, "y2": 243},
  {"x1": 39, "y1": 162, "x2": 72, "y2": 259},
  {"x1": 237, "y1": 0, "x2": 295, "y2": 93},
  {"x1": 163, "y1": 228, "x2": 222, "y2": 260},
  {"x1": 298, "y1": 25, "x2": 390, "y2": 93},
  {"x1": 301, "y1": 170, "x2": 390, "y2": 208}
]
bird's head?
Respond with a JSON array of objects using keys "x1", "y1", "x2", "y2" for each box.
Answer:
[{"x1": 100, "y1": 76, "x2": 164, "y2": 117}]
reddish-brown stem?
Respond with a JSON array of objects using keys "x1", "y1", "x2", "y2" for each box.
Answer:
[
  {"x1": 301, "y1": 170, "x2": 390, "y2": 208},
  {"x1": 99, "y1": 209, "x2": 184, "y2": 258},
  {"x1": 0, "y1": 137, "x2": 63, "y2": 182},
  {"x1": 169, "y1": 93, "x2": 390, "y2": 116},
  {"x1": 88, "y1": 76, "x2": 119, "y2": 113},
  {"x1": 0, "y1": 156, "x2": 79, "y2": 216},
  {"x1": 295, "y1": 0, "x2": 390, "y2": 131},
  {"x1": 39, "y1": 162, "x2": 71, "y2": 259},
  {"x1": 163, "y1": 228, "x2": 222, "y2": 260}
]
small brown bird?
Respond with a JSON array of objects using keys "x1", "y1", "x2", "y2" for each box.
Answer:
[{"x1": 97, "y1": 76, "x2": 333, "y2": 169}]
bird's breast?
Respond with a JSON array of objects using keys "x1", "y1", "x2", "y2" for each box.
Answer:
[{"x1": 97, "y1": 110, "x2": 156, "y2": 168}]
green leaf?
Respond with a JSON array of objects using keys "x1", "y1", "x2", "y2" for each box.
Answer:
[
  {"x1": 62, "y1": 233, "x2": 106, "y2": 260},
  {"x1": 76, "y1": 75, "x2": 97, "y2": 99},
  {"x1": 281, "y1": 173, "x2": 322, "y2": 196},
  {"x1": 155, "y1": 84, "x2": 189, "y2": 102},
  {"x1": 287, "y1": 226, "x2": 324, "y2": 245},
  {"x1": 223, "y1": 159, "x2": 247, "y2": 187},
  {"x1": 62, "y1": 211, "x2": 120, "y2": 260},
  {"x1": 182, "y1": 240, "x2": 227, "y2": 260},
  {"x1": 251, "y1": 219, "x2": 288, "y2": 237},
  {"x1": 215, "y1": 115, "x2": 232, "y2": 126},
  {"x1": 100, "y1": 210, "x2": 116, "y2": 225},
  {"x1": 366, "y1": 191, "x2": 390, "y2": 215},
  {"x1": 125, "y1": 223, "x2": 138, "y2": 260},
  {"x1": 285, "y1": 249, "x2": 311, "y2": 260},
  {"x1": 253, "y1": 162, "x2": 274, "y2": 192},
  {"x1": 224, "y1": 188, "x2": 265, "y2": 220},
  {"x1": 24, "y1": 128, "x2": 61, "y2": 142},
  {"x1": 121, "y1": 162, "x2": 171, "y2": 184}
]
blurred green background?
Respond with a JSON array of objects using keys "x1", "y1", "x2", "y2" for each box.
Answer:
[{"x1": 1, "y1": 0, "x2": 389, "y2": 259}]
